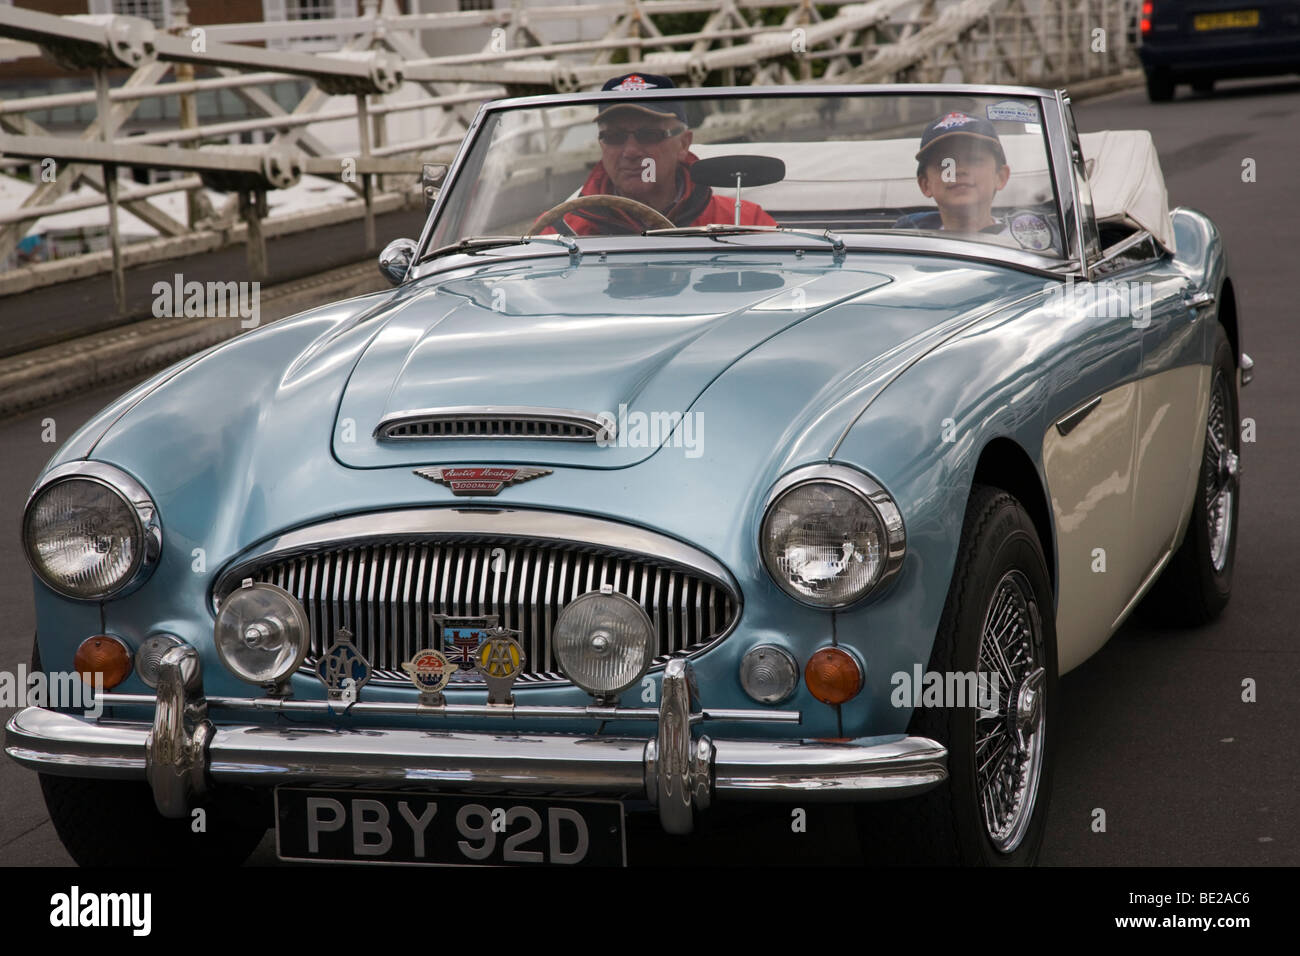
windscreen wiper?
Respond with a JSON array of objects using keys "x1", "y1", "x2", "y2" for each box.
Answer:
[
  {"x1": 644, "y1": 223, "x2": 846, "y2": 259},
  {"x1": 417, "y1": 233, "x2": 580, "y2": 265}
]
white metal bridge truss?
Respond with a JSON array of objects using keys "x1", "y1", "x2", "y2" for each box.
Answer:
[{"x1": 0, "y1": 0, "x2": 1140, "y2": 309}]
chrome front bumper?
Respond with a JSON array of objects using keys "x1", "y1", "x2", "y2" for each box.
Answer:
[{"x1": 5, "y1": 649, "x2": 947, "y2": 835}]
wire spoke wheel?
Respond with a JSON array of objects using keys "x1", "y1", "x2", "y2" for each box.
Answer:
[
  {"x1": 1204, "y1": 369, "x2": 1237, "y2": 572},
  {"x1": 974, "y1": 569, "x2": 1045, "y2": 853}
]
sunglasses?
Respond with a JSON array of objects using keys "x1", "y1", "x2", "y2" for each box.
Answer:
[{"x1": 597, "y1": 125, "x2": 686, "y2": 146}]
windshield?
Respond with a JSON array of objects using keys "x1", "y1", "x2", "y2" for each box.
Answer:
[{"x1": 426, "y1": 90, "x2": 1067, "y2": 260}]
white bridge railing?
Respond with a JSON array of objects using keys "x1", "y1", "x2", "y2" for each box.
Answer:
[{"x1": 0, "y1": 0, "x2": 1140, "y2": 308}]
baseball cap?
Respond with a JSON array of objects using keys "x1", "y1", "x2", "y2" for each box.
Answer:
[
  {"x1": 595, "y1": 73, "x2": 688, "y2": 124},
  {"x1": 916, "y1": 111, "x2": 1006, "y2": 164}
]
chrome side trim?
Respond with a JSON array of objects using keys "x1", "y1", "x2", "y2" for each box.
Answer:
[
  {"x1": 1111, "y1": 545, "x2": 1174, "y2": 632},
  {"x1": 1054, "y1": 395, "x2": 1102, "y2": 437},
  {"x1": 22, "y1": 460, "x2": 162, "y2": 601},
  {"x1": 375, "y1": 406, "x2": 612, "y2": 442},
  {"x1": 759, "y1": 463, "x2": 906, "y2": 608}
]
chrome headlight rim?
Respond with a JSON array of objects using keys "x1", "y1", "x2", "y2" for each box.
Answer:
[
  {"x1": 759, "y1": 463, "x2": 906, "y2": 610},
  {"x1": 22, "y1": 461, "x2": 163, "y2": 602}
]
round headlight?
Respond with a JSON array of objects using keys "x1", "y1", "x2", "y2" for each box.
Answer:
[
  {"x1": 214, "y1": 581, "x2": 310, "y2": 687},
  {"x1": 553, "y1": 589, "x2": 655, "y2": 700},
  {"x1": 760, "y1": 466, "x2": 905, "y2": 608},
  {"x1": 22, "y1": 464, "x2": 161, "y2": 601},
  {"x1": 739, "y1": 644, "x2": 798, "y2": 704}
]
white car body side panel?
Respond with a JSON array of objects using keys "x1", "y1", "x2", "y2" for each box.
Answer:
[
  {"x1": 1129, "y1": 363, "x2": 1212, "y2": 599},
  {"x1": 1043, "y1": 381, "x2": 1141, "y2": 674}
]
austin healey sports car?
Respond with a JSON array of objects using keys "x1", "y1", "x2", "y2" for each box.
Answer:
[{"x1": 7, "y1": 82, "x2": 1248, "y2": 867}]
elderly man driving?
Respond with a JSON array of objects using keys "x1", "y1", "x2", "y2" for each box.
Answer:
[{"x1": 539, "y1": 73, "x2": 776, "y2": 236}]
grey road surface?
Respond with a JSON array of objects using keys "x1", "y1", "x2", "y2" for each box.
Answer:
[{"x1": 1, "y1": 78, "x2": 1296, "y2": 866}]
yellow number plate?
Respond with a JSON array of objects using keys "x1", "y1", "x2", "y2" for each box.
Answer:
[{"x1": 1193, "y1": 10, "x2": 1260, "y2": 30}]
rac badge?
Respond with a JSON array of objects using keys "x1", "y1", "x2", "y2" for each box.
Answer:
[
  {"x1": 476, "y1": 629, "x2": 526, "y2": 705},
  {"x1": 413, "y1": 466, "x2": 552, "y2": 497},
  {"x1": 401, "y1": 648, "x2": 458, "y2": 704},
  {"x1": 317, "y1": 627, "x2": 371, "y2": 713}
]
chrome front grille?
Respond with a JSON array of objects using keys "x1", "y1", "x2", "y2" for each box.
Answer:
[{"x1": 244, "y1": 539, "x2": 738, "y2": 685}]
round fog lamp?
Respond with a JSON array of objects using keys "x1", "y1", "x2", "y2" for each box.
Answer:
[
  {"x1": 553, "y1": 590, "x2": 655, "y2": 699},
  {"x1": 214, "y1": 581, "x2": 309, "y2": 687},
  {"x1": 739, "y1": 645, "x2": 798, "y2": 704}
]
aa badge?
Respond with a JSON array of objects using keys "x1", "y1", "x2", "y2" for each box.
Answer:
[
  {"x1": 317, "y1": 627, "x2": 371, "y2": 713},
  {"x1": 476, "y1": 628, "x2": 526, "y2": 705},
  {"x1": 401, "y1": 648, "x2": 458, "y2": 704}
]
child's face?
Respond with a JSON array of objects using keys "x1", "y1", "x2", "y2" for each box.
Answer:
[{"x1": 918, "y1": 139, "x2": 1010, "y2": 219}]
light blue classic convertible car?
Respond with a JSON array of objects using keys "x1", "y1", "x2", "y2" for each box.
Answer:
[{"x1": 7, "y1": 81, "x2": 1248, "y2": 866}]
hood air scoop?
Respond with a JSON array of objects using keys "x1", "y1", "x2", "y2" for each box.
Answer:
[{"x1": 374, "y1": 406, "x2": 612, "y2": 442}]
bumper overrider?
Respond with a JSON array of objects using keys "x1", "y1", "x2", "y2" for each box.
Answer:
[{"x1": 5, "y1": 647, "x2": 947, "y2": 835}]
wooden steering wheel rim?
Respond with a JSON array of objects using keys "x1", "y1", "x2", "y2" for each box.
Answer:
[{"x1": 525, "y1": 194, "x2": 674, "y2": 236}]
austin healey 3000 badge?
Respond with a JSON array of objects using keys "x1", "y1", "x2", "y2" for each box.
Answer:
[{"x1": 413, "y1": 466, "x2": 552, "y2": 497}]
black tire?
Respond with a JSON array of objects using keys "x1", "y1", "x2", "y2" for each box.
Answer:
[
  {"x1": 31, "y1": 637, "x2": 270, "y2": 867},
  {"x1": 1146, "y1": 69, "x2": 1176, "y2": 102},
  {"x1": 856, "y1": 485, "x2": 1058, "y2": 865},
  {"x1": 1133, "y1": 324, "x2": 1239, "y2": 627}
]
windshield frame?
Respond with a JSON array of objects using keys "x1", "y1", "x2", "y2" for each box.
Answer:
[{"x1": 411, "y1": 82, "x2": 1089, "y2": 278}]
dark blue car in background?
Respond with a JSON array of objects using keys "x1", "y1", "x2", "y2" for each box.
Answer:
[{"x1": 1140, "y1": 0, "x2": 1300, "y2": 100}]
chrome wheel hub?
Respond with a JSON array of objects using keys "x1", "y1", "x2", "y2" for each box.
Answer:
[
  {"x1": 1204, "y1": 371, "x2": 1236, "y2": 572},
  {"x1": 975, "y1": 569, "x2": 1046, "y2": 854}
]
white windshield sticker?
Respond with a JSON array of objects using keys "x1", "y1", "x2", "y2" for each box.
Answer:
[{"x1": 987, "y1": 100, "x2": 1040, "y2": 124}]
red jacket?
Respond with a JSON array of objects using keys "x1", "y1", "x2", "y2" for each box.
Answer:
[{"x1": 541, "y1": 151, "x2": 776, "y2": 235}]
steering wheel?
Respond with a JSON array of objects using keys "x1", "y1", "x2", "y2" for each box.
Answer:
[{"x1": 526, "y1": 194, "x2": 674, "y2": 236}]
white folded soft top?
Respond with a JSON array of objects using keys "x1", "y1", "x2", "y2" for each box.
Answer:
[{"x1": 1078, "y1": 129, "x2": 1176, "y2": 255}]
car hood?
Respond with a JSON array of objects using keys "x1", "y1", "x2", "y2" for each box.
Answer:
[{"x1": 333, "y1": 256, "x2": 893, "y2": 469}]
